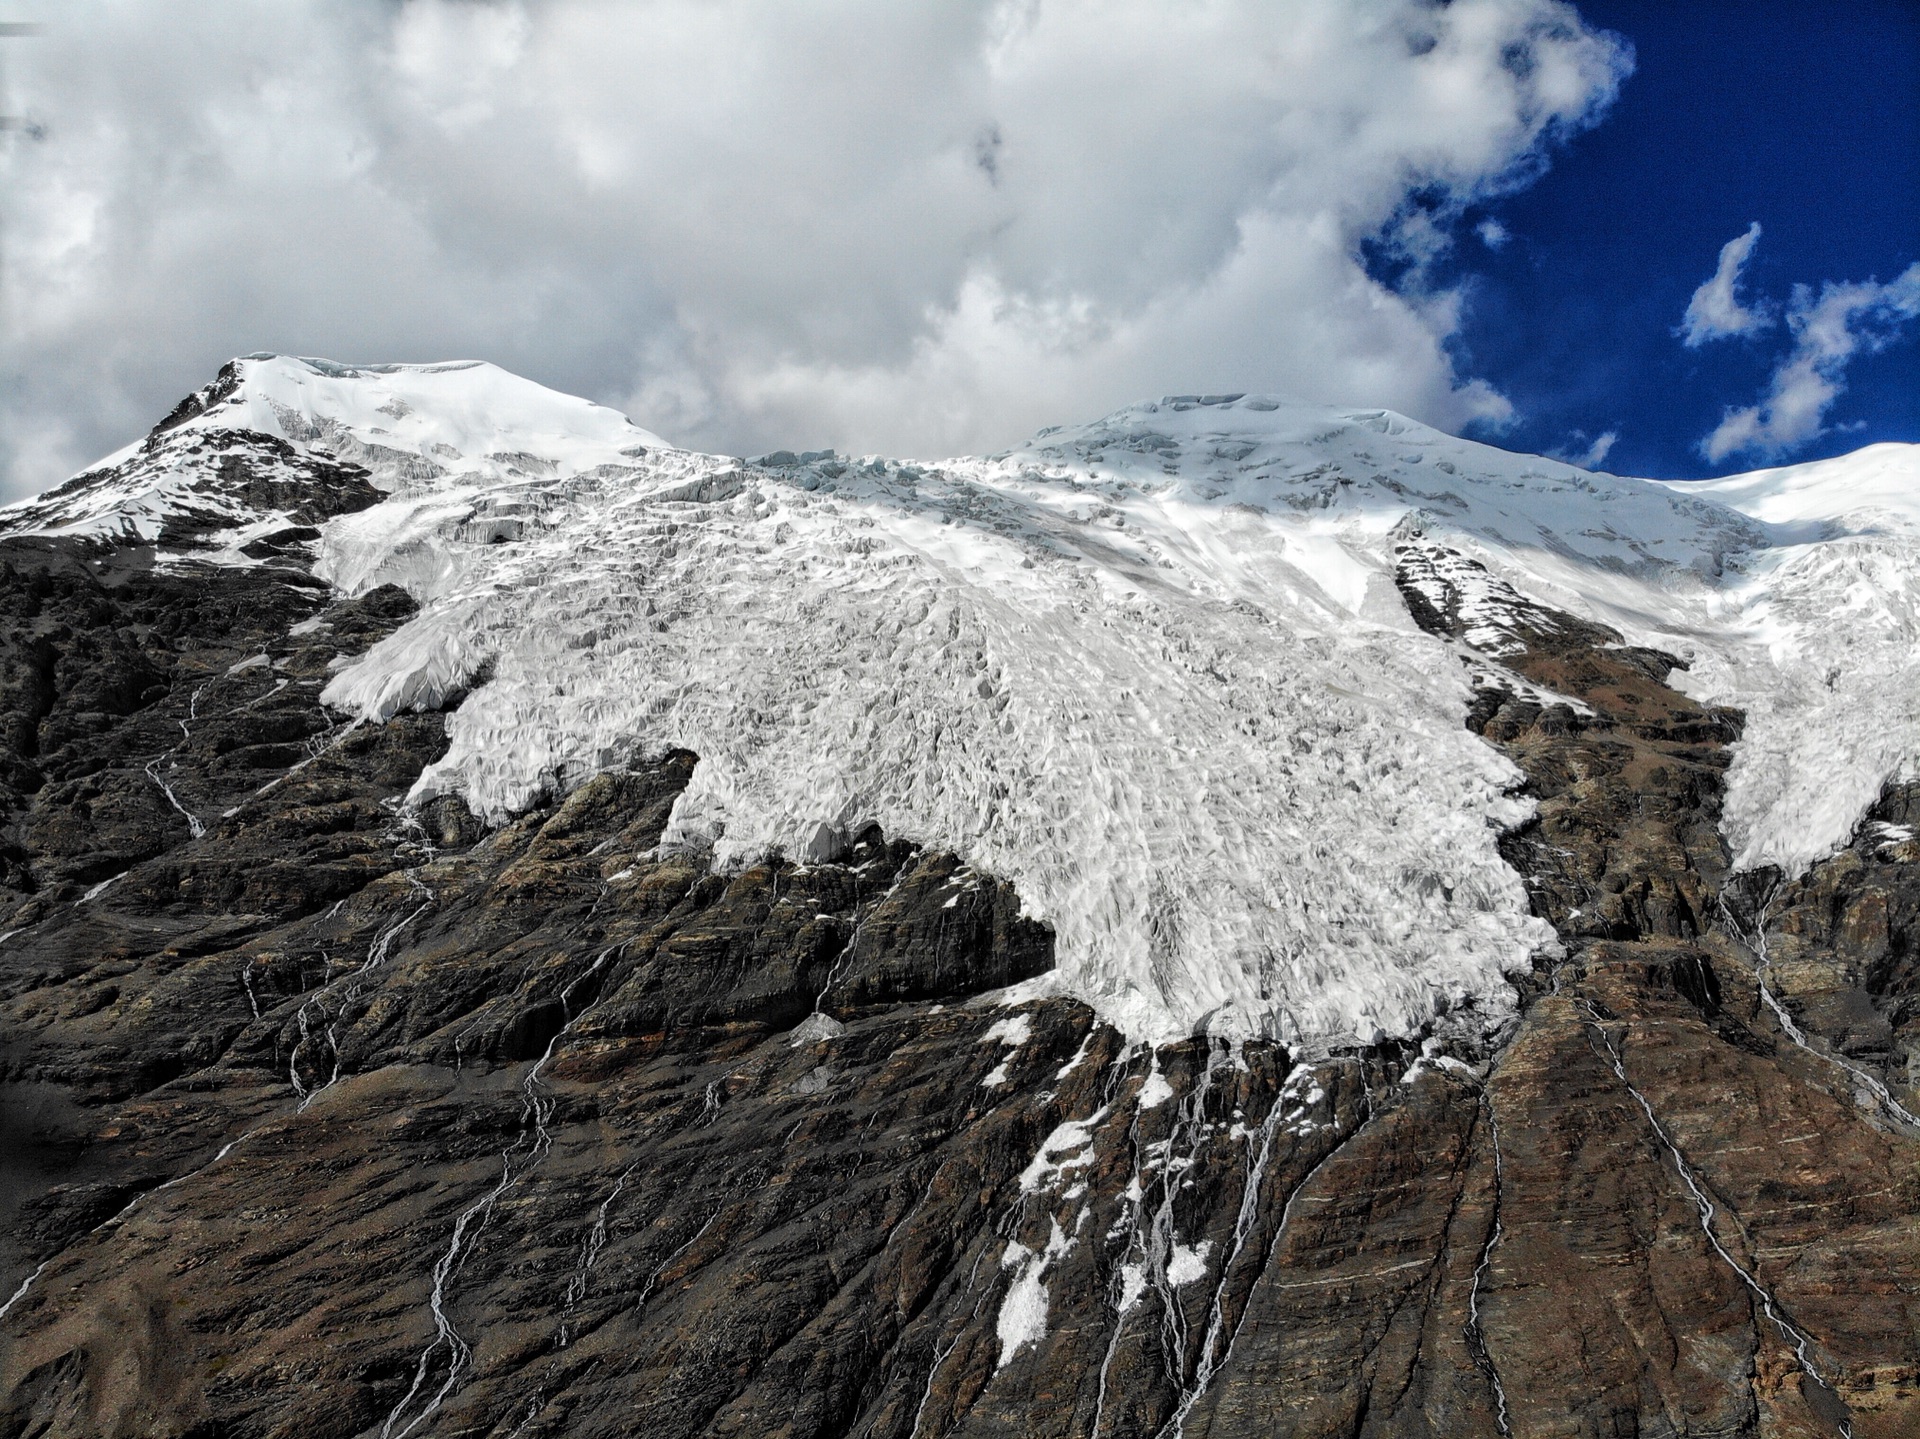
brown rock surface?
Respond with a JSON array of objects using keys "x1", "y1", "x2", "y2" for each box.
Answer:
[{"x1": 0, "y1": 525, "x2": 1913, "y2": 1438}]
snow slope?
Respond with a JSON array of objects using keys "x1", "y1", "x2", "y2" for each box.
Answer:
[
  {"x1": 0, "y1": 355, "x2": 666, "y2": 554},
  {"x1": 7, "y1": 357, "x2": 1915, "y2": 1048},
  {"x1": 1648, "y1": 446, "x2": 1920, "y2": 875}
]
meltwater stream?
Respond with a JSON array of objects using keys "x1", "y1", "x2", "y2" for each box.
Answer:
[{"x1": 1576, "y1": 999, "x2": 1853, "y2": 1437}]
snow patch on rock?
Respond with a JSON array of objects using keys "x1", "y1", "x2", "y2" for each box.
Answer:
[
  {"x1": 1165, "y1": 1239, "x2": 1215, "y2": 1287},
  {"x1": 996, "y1": 1218, "x2": 1075, "y2": 1370},
  {"x1": 1021, "y1": 1111, "x2": 1108, "y2": 1194}
]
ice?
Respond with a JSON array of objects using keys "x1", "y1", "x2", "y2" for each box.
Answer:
[
  {"x1": 982, "y1": 1015, "x2": 1033, "y2": 1048},
  {"x1": 314, "y1": 400, "x2": 1563, "y2": 1048},
  {"x1": 1642, "y1": 445, "x2": 1920, "y2": 873},
  {"x1": 1165, "y1": 1240, "x2": 1214, "y2": 1287},
  {"x1": 14, "y1": 361, "x2": 1918, "y2": 1047},
  {"x1": 788, "y1": 1012, "x2": 846, "y2": 1045},
  {"x1": 1020, "y1": 1111, "x2": 1108, "y2": 1194},
  {"x1": 996, "y1": 1218, "x2": 1075, "y2": 1369}
]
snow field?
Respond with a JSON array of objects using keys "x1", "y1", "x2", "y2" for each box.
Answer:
[{"x1": 12, "y1": 356, "x2": 1918, "y2": 1047}]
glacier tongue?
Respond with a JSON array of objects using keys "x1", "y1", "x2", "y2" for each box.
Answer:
[
  {"x1": 327, "y1": 438, "x2": 1557, "y2": 1047},
  {"x1": 14, "y1": 358, "x2": 1920, "y2": 1047}
]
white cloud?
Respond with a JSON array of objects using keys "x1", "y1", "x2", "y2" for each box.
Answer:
[
  {"x1": 1476, "y1": 217, "x2": 1511, "y2": 250},
  {"x1": 1702, "y1": 262, "x2": 1920, "y2": 463},
  {"x1": 1548, "y1": 427, "x2": 1615, "y2": 468},
  {"x1": 0, "y1": 0, "x2": 1631, "y2": 500},
  {"x1": 1577, "y1": 429, "x2": 1617, "y2": 467},
  {"x1": 1680, "y1": 221, "x2": 1769, "y2": 347}
]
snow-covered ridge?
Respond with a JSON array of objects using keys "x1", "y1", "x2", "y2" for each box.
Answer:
[
  {"x1": 1663, "y1": 444, "x2": 1920, "y2": 534},
  {"x1": 9, "y1": 357, "x2": 1917, "y2": 1047},
  {"x1": 150, "y1": 353, "x2": 669, "y2": 485},
  {"x1": 0, "y1": 355, "x2": 667, "y2": 554}
]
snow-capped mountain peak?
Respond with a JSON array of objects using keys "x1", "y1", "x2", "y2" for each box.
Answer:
[
  {"x1": 6, "y1": 360, "x2": 1915, "y2": 1049},
  {"x1": 0, "y1": 355, "x2": 668, "y2": 555}
]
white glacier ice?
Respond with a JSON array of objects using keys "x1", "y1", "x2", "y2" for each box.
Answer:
[
  {"x1": 6, "y1": 356, "x2": 1916, "y2": 1049},
  {"x1": 1647, "y1": 446, "x2": 1920, "y2": 874}
]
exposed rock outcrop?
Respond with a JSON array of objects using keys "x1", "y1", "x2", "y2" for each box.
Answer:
[{"x1": 0, "y1": 520, "x2": 1914, "y2": 1439}]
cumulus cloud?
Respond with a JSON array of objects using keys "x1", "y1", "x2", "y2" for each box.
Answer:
[
  {"x1": 0, "y1": 0, "x2": 1631, "y2": 500},
  {"x1": 1680, "y1": 221, "x2": 1770, "y2": 346},
  {"x1": 1476, "y1": 217, "x2": 1511, "y2": 250},
  {"x1": 1702, "y1": 262, "x2": 1920, "y2": 463}
]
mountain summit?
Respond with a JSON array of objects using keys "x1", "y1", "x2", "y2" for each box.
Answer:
[
  {"x1": 8, "y1": 356, "x2": 1913, "y2": 1045},
  {"x1": 2, "y1": 359, "x2": 1916, "y2": 1438}
]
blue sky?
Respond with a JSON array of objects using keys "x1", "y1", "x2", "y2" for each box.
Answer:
[{"x1": 1417, "y1": 0, "x2": 1920, "y2": 479}]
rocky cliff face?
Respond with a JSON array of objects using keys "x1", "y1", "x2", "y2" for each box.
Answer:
[{"x1": 1, "y1": 394, "x2": 1916, "y2": 1439}]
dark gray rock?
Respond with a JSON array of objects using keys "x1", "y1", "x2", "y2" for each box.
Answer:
[{"x1": 0, "y1": 524, "x2": 1913, "y2": 1439}]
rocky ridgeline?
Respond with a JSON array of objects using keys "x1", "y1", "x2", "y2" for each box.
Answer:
[{"x1": 0, "y1": 430, "x2": 1915, "y2": 1437}]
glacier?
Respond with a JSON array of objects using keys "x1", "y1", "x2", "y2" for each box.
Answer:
[{"x1": 5, "y1": 354, "x2": 1914, "y2": 1048}]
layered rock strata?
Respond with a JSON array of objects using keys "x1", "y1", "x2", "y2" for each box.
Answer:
[{"x1": 0, "y1": 522, "x2": 1914, "y2": 1439}]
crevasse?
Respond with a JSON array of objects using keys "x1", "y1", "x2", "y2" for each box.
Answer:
[{"x1": 9, "y1": 356, "x2": 1916, "y2": 1048}]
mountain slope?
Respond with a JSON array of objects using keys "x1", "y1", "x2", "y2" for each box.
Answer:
[
  {"x1": 0, "y1": 358, "x2": 1915, "y2": 1438},
  {"x1": 16, "y1": 356, "x2": 1913, "y2": 1045}
]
